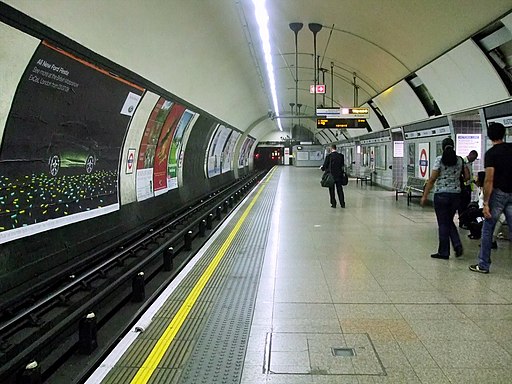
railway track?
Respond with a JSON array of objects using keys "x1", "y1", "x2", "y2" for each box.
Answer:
[{"x1": 0, "y1": 171, "x2": 266, "y2": 384}]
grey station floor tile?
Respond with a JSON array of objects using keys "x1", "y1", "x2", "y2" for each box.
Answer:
[{"x1": 241, "y1": 167, "x2": 512, "y2": 384}]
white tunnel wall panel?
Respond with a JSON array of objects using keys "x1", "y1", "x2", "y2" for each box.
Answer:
[
  {"x1": 120, "y1": 92, "x2": 159, "y2": 206},
  {"x1": 373, "y1": 80, "x2": 429, "y2": 127},
  {"x1": 315, "y1": 135, "x2": 327, "y2": 145},
  {"x1": 252, "y1": 120, "x2": 280, "y2": 140},
  {"x1": 346, "y1": 128, "x2": 366, "y2": 138},
  {"x1": 0, "y1": 23, "x2": 39, "y2": 143},
  {"x1": 5, "y1": 0, "x2": 270, "y2": 138},
  {"x1": 502, "y1": 12, "x2": 512, "y2": 32},
  {"x1": 417, "y1": 39, "x2": 509, "y2": 115},
  {"x1": 365, "y1": 102, "x2": 385, "y2": 132},
  {"x1": 261, "y1": 131, "x2": 285, "y2": 142},
  {"x1": 325, "y1": 130, "x2": 338, "y2": 143},
  {"x1": 314, "y1": 130, "x2": 332, "y2": 144}
]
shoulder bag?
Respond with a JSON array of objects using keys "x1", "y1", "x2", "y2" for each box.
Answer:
[{"x1": 321, "y1": 155, "x2": 335, "y2": 188}]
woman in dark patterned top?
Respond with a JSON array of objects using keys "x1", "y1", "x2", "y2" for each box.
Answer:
[{"x1": 421, "y1": 137, "x2": 469, "y2": 259}]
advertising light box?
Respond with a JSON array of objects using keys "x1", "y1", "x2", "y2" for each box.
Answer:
[
  {"x1": 456, "y1": 134, "x2": 481, "y2": 158},
  {"x1": 393, "y1": 141, "x2": 404, "y2": 158}
]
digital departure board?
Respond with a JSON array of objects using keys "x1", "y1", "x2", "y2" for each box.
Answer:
[{"x1": 316, "y1": 118, "x2": 369, "y2": 129}]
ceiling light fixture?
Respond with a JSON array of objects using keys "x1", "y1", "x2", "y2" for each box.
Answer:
[{"x1": 252, "y1": 0, "x2": 283, "y2": 131}]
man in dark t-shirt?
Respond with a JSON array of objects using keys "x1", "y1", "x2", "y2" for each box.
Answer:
[{"x1": 470, "y1": 122, "x2": 512, "y2": 274}]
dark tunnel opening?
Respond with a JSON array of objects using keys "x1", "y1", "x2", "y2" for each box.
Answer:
[{"x1": 253, "y1": 147, "x2": 283, "y2": 170}]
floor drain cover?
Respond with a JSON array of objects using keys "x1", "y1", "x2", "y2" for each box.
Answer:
[
  {"x1": 267, "y1": 333, "x2": 385, "y2": 376},
  {"x1": 332, "y1": 347, "x2": 355, "y2": 357}
]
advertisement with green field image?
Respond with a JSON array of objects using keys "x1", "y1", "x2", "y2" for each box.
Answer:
[
  {"x1": 0, "y1": 42, "x2": 143, "y2": 243},
  {"x1": 167, "y1": 110, "x2": 195, "y2": 189}
]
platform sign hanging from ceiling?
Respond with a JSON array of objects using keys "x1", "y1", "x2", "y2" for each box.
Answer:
[
  {"x1": 317, "y1": 118, "x2": 369, "y2": 129},
  {"x1": 309, "y1": 84, "x2": 326, "y2": 94},
  {"x1": 316, "y1": 107, "x2": 369, "y2": 119},
  {"x1": 340, "y1": 107, "x2": 369, "y2": 118}
]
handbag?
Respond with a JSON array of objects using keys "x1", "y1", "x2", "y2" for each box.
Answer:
[
  {"x1": 321, "y1": 171, "x2": 335, "y2": 188},
  {"x1": 341, "y1": 171, "x2": 348, "y2": 186}
]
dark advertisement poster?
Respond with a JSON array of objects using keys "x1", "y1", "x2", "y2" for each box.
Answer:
[{"x1": 0, "y1": 42, "x2": 144, "y2": 244}]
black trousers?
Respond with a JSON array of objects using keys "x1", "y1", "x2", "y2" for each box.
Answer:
[
  {"x1": 458, "y1": 185, "x2": 472, "y2": 218},
  {"x1": 329, "y1": 179, "x2": 345, "y2": 207}
]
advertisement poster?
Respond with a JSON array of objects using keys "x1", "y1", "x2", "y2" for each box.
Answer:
[
  {"x1": 153, "y1": 103, "x2": 186, "y2": 196},
  {"x1": 456, "y1": 134, "x2": 481, "y2": 158},
  {"x1": 167, "y1": 110, "x2": 195, "y2": 189},
  {"x1": 207, "y1": 125, "x2": 231, "y2": 178},
  {"x1": 310, "y1": 151, "x2": 323, "y2": 161},
  {"x1": 0, "y1": 42, "x2": 144, "y2": 244},
  {"x1": 221, "y1": 130, "x2": 241, "y2": 173},
  {"x1": 136, "y1": 98, "x2": 173, "y2": 201},
  {"x1": 238, "y1": 137, "x2": 255, "y2": 168},
  {"x1": 393, "y1": 141, "x2": 404, "y2": 158},
  {"x1": 417, "y1": 142, "x2": 430, "y2": 179},
  {"x1": 407, "y1": 142, "x2": 415, "y2": 177}
]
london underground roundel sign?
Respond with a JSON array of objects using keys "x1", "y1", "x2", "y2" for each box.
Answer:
[
  {"x1": 128, "y1": 152, "x2": 134, "y2": 170},
  {"x1": 419, "y1": 149, "x2": 428, "y2": 177}
]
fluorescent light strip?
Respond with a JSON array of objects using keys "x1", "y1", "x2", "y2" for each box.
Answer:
[{"x1": 252, "y1": 0, "x2": 283, "y2": 131}]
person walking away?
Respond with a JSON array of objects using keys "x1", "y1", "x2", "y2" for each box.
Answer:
[
  {"x1": 470, "y1": 122, "x2": 512, "y2": 273},
  {"x1": 321, "y1": 144, "x2": 345, "y2": 208},
  {"x1": 458, "y1": 150, "x2": 478, "y2": 228},
  {"x1": 421, "y1": 137, "x2": 469, "y2": 259}
]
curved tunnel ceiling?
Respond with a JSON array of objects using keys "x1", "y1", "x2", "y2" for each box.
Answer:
[
  {"x1": 239, "y1": 0, "x2": 512, "y2": 137},
  {"x1": 5, "y1": 0, "x2": 512, "y2": 141}
]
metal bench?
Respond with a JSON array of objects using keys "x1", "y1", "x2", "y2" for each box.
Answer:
[
  {"x1": 394, "y1": 180, "x2": 407, "y2": 201},
  {"x1": 355, "y1": 169, "x2": 372, "y2": 186},
  {"x1": 404, "y1": 176, "x2": 426, "y2": 205}
]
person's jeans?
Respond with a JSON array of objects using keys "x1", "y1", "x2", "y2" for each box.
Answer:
[
  {"x1": 434, "y1": 192, "x2": 462, "y2": 256},
  {"x1": 478, "y1": 189, "x2": 512, "y2": 270}
]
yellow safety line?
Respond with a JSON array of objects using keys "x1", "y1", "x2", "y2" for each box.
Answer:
[{"x1": 130, "y1": 168, "x2": 276, "y2": 384}]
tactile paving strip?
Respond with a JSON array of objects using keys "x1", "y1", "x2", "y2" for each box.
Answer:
[
  {"x1": 179, "y1": 174, "x2": 278, "y2": 384},
  {"x1": 103, "y1": 171, "x2": 279, "y2": 384}
]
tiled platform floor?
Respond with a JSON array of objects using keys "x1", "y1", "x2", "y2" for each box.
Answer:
[{"x1": 242, "y1": 166, "x2": 512, "y2": 384}]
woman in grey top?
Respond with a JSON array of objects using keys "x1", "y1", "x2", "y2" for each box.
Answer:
[{"x1": 421, "y1": 137, "x2": 469, "y2": 259}]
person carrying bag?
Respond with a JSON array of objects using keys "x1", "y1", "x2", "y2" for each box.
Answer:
[
  {"x1": 320, "y1": 144, "x2": 346, "y2": 208},
  {"x1": 321, "y1": 170, "x2": 335, "y2": 188}
]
